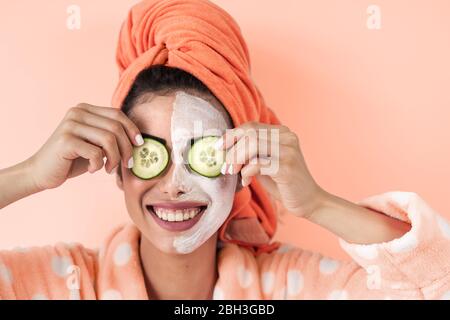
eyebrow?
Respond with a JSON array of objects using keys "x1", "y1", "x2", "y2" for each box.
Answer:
[{"x1": 140, "y1": 132, "x2": 167, "y2": 145}]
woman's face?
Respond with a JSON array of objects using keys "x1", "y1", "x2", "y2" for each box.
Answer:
[{"x1": 117, "y1": 91, "x2": 238, "y2": 254}]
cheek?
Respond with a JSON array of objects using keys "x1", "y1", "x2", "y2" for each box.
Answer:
[
  {"x1": 193, "y1": 175, "x2": 236, "y2": 201},
  {"x1": 122, "y1": 167, "x2": 156, "y2": 199}
]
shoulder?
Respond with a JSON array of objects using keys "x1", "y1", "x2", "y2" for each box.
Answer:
[
  {"x1": 0, "y1": 241, "x2": 98, "y2": 273},
  {"x1": 0, "y1": 224, "x2": 141, "y2": 299},
  {"x1": 0, "y1": 241, "x2": 99, "y2": 299}
]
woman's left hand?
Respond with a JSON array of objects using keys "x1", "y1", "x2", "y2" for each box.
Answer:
[
  {"x1": 216, "y1": 121, "x2": 325, "y2": 219},
  {"x1": 215, "y1": 121, "x2": 412, "y2": 244}
]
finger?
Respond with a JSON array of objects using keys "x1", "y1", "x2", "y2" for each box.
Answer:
[
  {"x1": 216, "y1": 123, "x2": 289, "y2": 151},
  {"x1": 279, "y1": 131, "x2": 300, "y2": 148},
  {"x1": 66, "y1": 108, "x2": 134, "y2": 170},
  {"x1": 68, "y1": 158, "x2": 91, "y2": 178},
  {"x1": 239, "y1": 157, "x2": 272, "y2": 186},
  {"x1": 256, "y1": 174, "x2": 282, "y2": 201},
  {"x1": 223, "y1": 133, "x2": 269, "y2": 175},
  {"x1": 240, "y1": 162, "x2": 260, "y2": 187},
  {"x1": 223, "y1": 126, "x2": 278, "y2": 174},
  {"x1": 74, "y1": 104, "x2": 144, "y2": 146},
  {"x1": 62, "y1": 135, "x2": 105, "y2": 174},
  {"x1": 63, "y1": 120, "x2": 121, "y2": 173}
]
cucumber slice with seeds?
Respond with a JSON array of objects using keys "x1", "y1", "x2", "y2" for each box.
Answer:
[
  {"x1": 131, "y1": 138, "x2": 169, "y2": 180},
  {"x1": 188, "y1": 136, "x2": 225, "y2": 177}
]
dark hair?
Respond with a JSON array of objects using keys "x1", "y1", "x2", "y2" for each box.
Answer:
[{"x1": 122, "y1": 65, "x2": 225, "y2": 116}]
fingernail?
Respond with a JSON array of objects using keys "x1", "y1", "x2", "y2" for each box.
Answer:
[
  {"x1": 241, "y1": 177, "x2": 247, "y2": 187},
  {"x1": 110, "y1": 166, "x2": 118, "y2": 174},
  {"x1": 214, "y1": 137, "x2": 223, "y2": 150},
  {"x1": 220, "y1": 163, "x2": 227, "y2": 175},
  {"x1": 135, "y1": 134, "x2": 144, "y2": 146},
  {"x1": 128, "y1": 157, "x2": 134, "y2": 168},
  {"x1": 228, "y1": 164, "x2": 234, "y2": 175}
]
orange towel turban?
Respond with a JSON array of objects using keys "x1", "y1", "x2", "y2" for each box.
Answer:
[{"x1": 112, "y1": 0, "x2": 281, "y2": 255}]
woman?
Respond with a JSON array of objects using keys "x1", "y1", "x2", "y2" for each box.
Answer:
[{"x1": 0, "y1": 0, "x2": 449, "y2": 300}]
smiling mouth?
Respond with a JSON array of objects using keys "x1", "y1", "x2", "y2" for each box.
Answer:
[
  {"x1": 146, "y1": 205, "x2": 207, "y2": 222},
  {"x1": 145, "y1": 204, "x2": 207, "y2": 232}
]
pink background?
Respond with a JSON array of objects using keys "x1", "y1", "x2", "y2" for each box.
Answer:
[{"x1": 0, "y1": 0, "x2": 449, "y2": 259}]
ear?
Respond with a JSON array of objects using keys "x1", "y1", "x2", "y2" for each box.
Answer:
[{"x1": 115, "y1": 166, "x2": 124, "y2": 190}]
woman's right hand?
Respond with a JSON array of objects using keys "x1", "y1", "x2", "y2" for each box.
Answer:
[{"x1": 26, "y1": 103, "x2": 144, "y2": 191}]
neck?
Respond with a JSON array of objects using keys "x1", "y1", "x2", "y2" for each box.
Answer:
[{"x1": 139, "y1": 233, "x2": 219, "y2": 300}]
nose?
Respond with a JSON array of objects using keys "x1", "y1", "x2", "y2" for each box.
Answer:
[{"x1": 157, "y1": 163, "x2": 189, "y2": 199}]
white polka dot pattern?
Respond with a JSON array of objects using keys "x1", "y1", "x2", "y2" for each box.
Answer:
[
  {"x1": 237, "y1": 265, "x2": 253, "y2": 288},
  {"x1": 0, "y1": 263, "x2": 12, "y2": 284},
  {"x1": 441, "y1": 291, "x2": 450, "y2": 300},
  {"x1": 113, "y1": 242, "x2": 132, "y2": 266},
  {"x1": 101, "y1": 289, "x2": 123, "y2": 300},
  {"x1": 319, "y1": 257, "x2": 340, "y2": 275},
  {"x1": 287, "y1": 270, "x2": 303, "y2": 296},
  {"x1": 261, "y1": 271, "x2": 275, "y2": 294},
  {"x1": 328, "y1": 290, "x2": 348, "y2": 300},
  {"x1": 51, "y1": 256, "x2": 72, "y2": 278},
  {"x1": 212, "y1": 286, "x2": 225, "y2": 300}
]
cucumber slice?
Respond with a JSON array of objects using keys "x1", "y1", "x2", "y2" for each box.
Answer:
[
  {"x1": 188, "y1": 136, "x2": 225, "y2": 177},
  {"x1": 131, "y1": 138, "x2": 169, "y2": 180}
]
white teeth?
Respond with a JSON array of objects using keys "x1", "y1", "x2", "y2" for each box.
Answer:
[{"x1": 151, "y1": 206, "x2": 203, "y2": 222}]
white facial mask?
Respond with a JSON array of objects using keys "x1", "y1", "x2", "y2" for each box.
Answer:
[{"x1": 170, "y1": 91, "x2": 237, "y2": 253}]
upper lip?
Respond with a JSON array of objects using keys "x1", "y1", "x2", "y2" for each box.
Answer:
[{"x1": 147, "y1": 201, "x2": 207, "y2": 210}]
